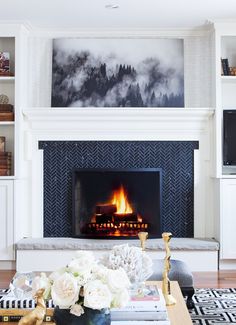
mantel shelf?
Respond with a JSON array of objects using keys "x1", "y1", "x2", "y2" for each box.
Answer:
[
  {"x1": 22, "y1": 107, "x2": 214, "y2": 137},
  {"x1": 221, "y1": 75, "x2": 236, "y2": 80},
  {"x1": 23, "y1": 107, "x2": 214, "y2": 122}
]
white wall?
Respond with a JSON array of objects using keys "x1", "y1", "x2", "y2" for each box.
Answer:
[{"x1": 26, "y1": 30, "x2": 213, "y2": 108}]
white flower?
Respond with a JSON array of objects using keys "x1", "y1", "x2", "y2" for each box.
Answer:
[
  {"x1": 49, "y1": 267, "x2": 68, "y2": 282},
  {"x1": 112, "y1": 288, "x2": 130, "y2": 308},
  {"x1": 70, "y1": 304, "x2": 84, "y2": 317},
  {"x1": 107, "y1": 268, "x2": 130, "y2": 293},
  {"x1": 68, "y1": 251, "x2": 96, "y2": 277},
  {"x1": 32, "y1": 273, "x2": 51, "y2": 299},
  {"x1": 51, "y1": 273, "x2": 80, "y2": 309},
  {"x1": 91, "y1": 264, "x2": 109, "y2": 282},
  {"x1": 84, "y1": 280, "x2": 112, "y2": 310}
]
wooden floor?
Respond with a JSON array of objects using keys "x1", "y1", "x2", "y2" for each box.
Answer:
[
  {"x1": 193, "y1": 270, "x2": 236, "y2": 288},
  {"x1": 0, "y1": 270, "x2": 236, "y2": 288}
]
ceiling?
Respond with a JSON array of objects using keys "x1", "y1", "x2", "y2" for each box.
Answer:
[{"x1": 1, "y1": 0, "x2": 236, "y2": 29}]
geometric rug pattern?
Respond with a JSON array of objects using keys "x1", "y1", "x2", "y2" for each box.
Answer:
[
  {"x1": 190, "y1": 288, "x2": 236, "y2": 324},
  {"x1": 39, "y1": 141, "x2": 198, "y2": 238}
]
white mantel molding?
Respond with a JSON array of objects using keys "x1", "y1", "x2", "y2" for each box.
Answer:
[{"x1": 23, "y1": 107, "x2": 214, "y2": 133}]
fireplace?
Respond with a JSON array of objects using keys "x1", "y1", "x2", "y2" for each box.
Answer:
[
  {"x1": 39, "y1": 140, "x2": 198, "y2": 238},
  {"x1": 72, "y1": 168, "x2": 162, "y2": 238}
]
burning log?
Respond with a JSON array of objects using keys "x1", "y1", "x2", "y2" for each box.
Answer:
[
  {"x1": 95, "y1": 214, "x2": 113, "y2": 223},
  {"x1": 96, "y1": 204, "x2": 117, "y2": 215},
  {"x1": 113, "y1": 213, "x2": 137, "y2": 222}
]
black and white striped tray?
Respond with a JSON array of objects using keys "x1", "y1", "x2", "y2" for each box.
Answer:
[{"x1": 0, "y1": 289, "x2": 54, "y2": 309}]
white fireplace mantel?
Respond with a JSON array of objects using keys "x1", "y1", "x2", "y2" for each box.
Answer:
[
  {"x1": 21, "y1": 106, "x2": 215, "y2": 242},
  {"x1": 23, "y1": 107, "x2": 214, "y2": 132}
]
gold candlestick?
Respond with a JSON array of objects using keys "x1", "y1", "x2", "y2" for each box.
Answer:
[
  {"x1": 138, "y1": 232, "x2": 148, "y2": 251},
  {"x1": 162, "y1": 232, "x2": 177, "y2": 306}
]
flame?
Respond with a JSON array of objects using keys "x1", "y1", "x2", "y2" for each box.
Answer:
[{"x1": 112, "y1": 185, "x2": 133, "y2": 214}]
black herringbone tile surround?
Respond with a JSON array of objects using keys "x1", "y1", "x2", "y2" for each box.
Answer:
[{"x1": 39, "y1": 141, "x2": 199, "y2": 238}]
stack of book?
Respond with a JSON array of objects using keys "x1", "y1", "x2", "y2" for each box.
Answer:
[
  {"x1": 0, "y1": 104, "x2": 14, "y2": 121},
  {"x1": 111, "y1": 285, "x2": 170, "y2": 325},
  {"x1": 0, "y1": 137, "x2": 12, "y2": 176}
]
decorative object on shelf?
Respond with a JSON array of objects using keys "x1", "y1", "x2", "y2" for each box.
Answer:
[
  {"x1": 0, "y1": 52, "x2": 10, "y2": 76},
  {"x1": 162, "y1": 232, "x2": 177, "y2": 306},
  {"x1": 18, "y1": 288, "x2": 46, "y2": 325},
  {"x1": 0, "y1": 94, "x2": 9, "y2": 104},
  {"x1": 138, "y1": 231, "x2": 148, "y2": 251},
  {"x1": 102, "y1": 243, "x2": 153, "y2": 286},
  {"x1": 0, "y1": 94, "x2": 14, "y2": 121},
  {"x1": 52, "y1": 38, "x2": 184, "y2": 108},
  {"x1": 31, "y1": 251, "x2": 130, "y2": 325},
  {"x1": 0, "y1": 136, "x2": 5, "y2": 152}
]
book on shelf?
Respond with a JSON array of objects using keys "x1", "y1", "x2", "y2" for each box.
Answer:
[
  {"x1": 0, "y1": 169, "x2": 11, "y2": 176},
  {"x1": 0, "y1": 52, "x2": 10, "y2": 76},
  {"x1": 0, "y1": 104, "x2": 14, "y2": 112},
  {"x1": 0, "y1": 112, "x2": 14, "y2": 121},
  {"x1": 0, "y1": 152, "x2": 12, "y2": 157},
  {"x1": 221, "y1": 58, "x2": 230, "y2": 75},
  {"x1": 0, "y1": 161, "x2": 11, "y2": 167}
]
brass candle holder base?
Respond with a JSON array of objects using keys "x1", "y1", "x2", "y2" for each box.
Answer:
[
  {"x1": 138, "y1": 232, "x2": 148, "y2": 251},
  {"x1": 162, "y1": 232, "x2": 177, "y2": 306},
  {"x1": 163, "y1": 293, "x2": 177, "y2": 306}
]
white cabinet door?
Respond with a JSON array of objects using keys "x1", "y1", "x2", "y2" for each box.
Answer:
[
  {"x1": 0, "y1": 180, "x2": 14, "y2": 260},
  {"x1": 221, "y1": 179, "x2": 236, "y2": 259}
]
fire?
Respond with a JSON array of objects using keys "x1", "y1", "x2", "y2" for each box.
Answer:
[{"x1": 112, "y1": 185, "x2": 133, "y2": 214}]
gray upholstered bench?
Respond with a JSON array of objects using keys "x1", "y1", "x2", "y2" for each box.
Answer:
[{"x1": 148, "y1": 259, "x2": 195, "y2": 308}]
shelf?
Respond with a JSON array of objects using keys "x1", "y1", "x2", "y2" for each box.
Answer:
[
  {"x1": 221, "y1": 75, "x2": 236, "y2": 80},
  {"x1": 0, "y1": 76, "x2": 15, "y2": 82},
  {"x1": 0, "y1": 176, "x2": 15, "y2": 180},
  {"x1": 0, "y1": 121, "x2": 14, "y2": 126},
  {"x1": 221, "y1": 174, "x2": 236, "y2": 179}
]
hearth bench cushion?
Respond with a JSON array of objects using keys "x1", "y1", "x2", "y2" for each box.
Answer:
[
  {"x1": 148, "y1": 259, "x2": 195, "y2": 309},
  {"x1": 16, "y1": 237, "x2": 219, "y2": 251}
]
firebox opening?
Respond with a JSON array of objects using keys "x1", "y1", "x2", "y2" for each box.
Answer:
[{"x1": 72, "y1": 168, "x2": 162, "y2": 239}]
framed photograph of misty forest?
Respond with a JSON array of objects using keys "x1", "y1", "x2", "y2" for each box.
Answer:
[{"x1": 51, "y1": 38, "x2": 184, "y2": 108}]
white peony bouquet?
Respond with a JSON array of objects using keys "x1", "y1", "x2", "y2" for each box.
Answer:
[
  {"x1": 32, "y1": 251, "x2": 130, "y2": 316},
  {"x1": 102, "y1": 244, "x2": 153, "y2": 284}
]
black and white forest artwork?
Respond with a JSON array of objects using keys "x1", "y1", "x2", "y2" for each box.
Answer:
[{"x1": 51, "y1": 38, "x2": 184, "y2": 107}]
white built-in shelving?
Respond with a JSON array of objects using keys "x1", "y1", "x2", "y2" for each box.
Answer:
[
  {"x1": 0, "y1": 37, "x2": 15, "y2": 178},
  {"x1": 0, "y1": 25, "x2": 26, "y2": 265},
  {"x1": 213, "y1": 22, "x2": 236, "y2": 262}
]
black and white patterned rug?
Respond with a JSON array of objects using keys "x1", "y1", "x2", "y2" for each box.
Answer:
[
  {"x1": 1, "y1": 288, "x2": 236, "y2": 324},
  {"x1": 190, "y1": 288, "x2": 236, "y2": 324}
]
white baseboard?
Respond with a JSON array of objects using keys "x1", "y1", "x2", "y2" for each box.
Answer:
[
  {"x1": 16, "y1": 250, "x2": 218, "y2": 272},
  {"x1": 219, "y1": 259, "x2": 236, "y2": 270}
]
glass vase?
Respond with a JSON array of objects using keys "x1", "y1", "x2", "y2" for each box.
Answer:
[{"x1": 53, "y1": 306, "x2": 111, "y2": 325}]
